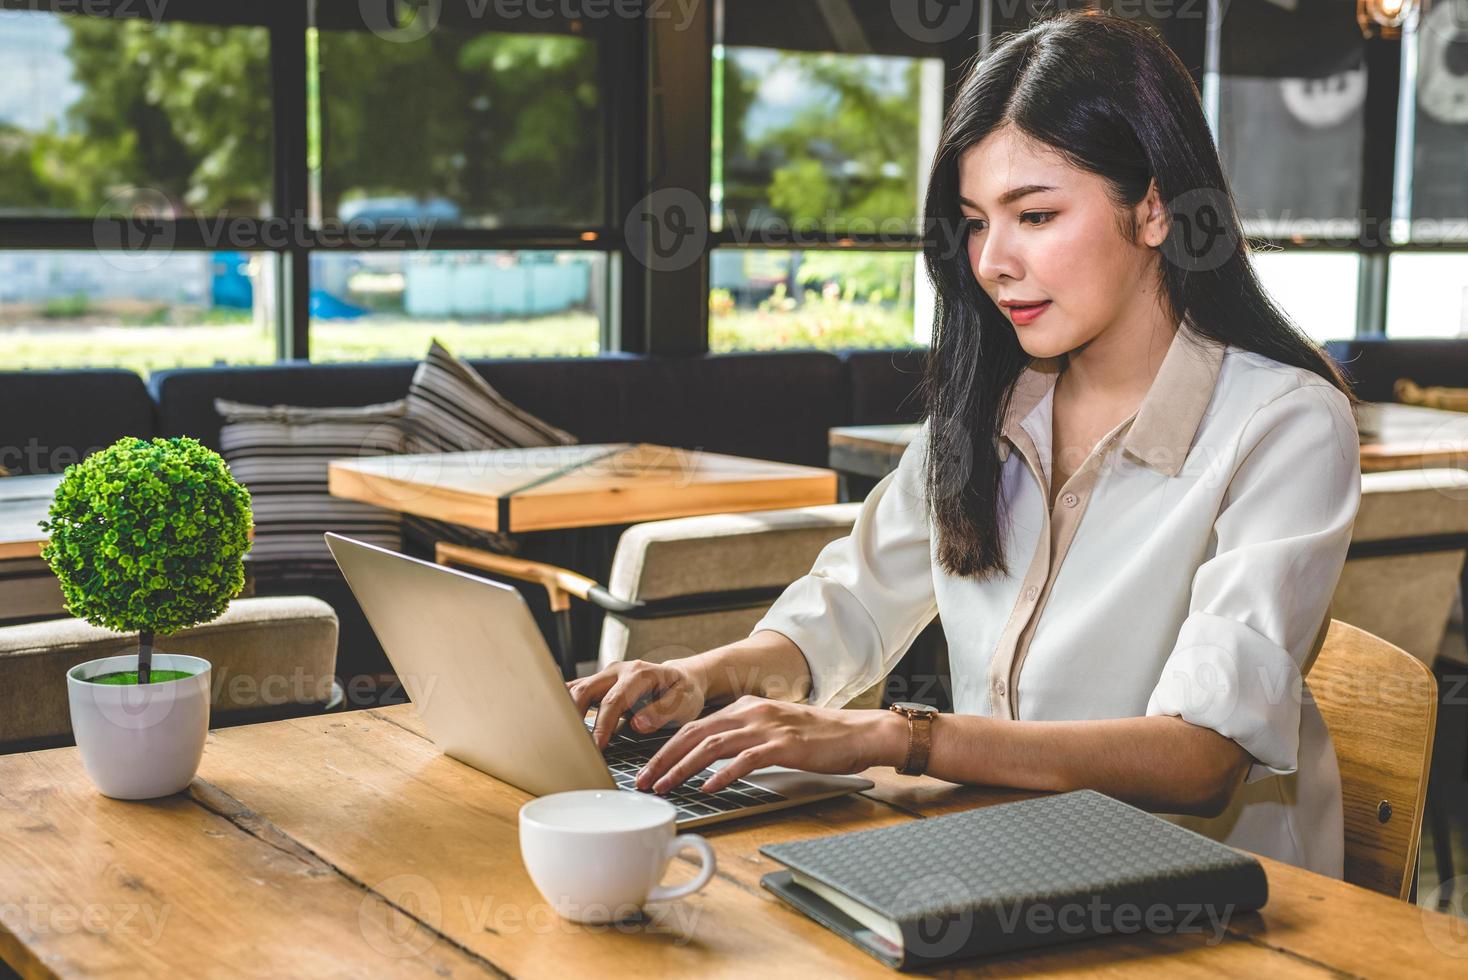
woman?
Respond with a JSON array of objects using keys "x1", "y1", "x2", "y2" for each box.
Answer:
[{"x1": 568, "y1": 12, "x2": 1360, "y2": 876}]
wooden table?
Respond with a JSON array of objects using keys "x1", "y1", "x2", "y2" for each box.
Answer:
[
  {"x1": 0, "y1": 473, "x2": 61, "y2": 561},
  {"x1": 1358, "y1": 402, "x2": 1468, "y2": 472},
  {"x1": 829, "y1": 403, "x2": 1468, "y2": 479},
  {"x1": 329, "y1": 443, "x2": 838, "y2": 534},
  {"x1": 1, "y1": 704, "x2": 1462, "y2": 977}
]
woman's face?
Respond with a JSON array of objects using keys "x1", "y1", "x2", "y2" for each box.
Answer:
[{"x1": 957, "y1": 125, "x2": 1168, "y2": 359}]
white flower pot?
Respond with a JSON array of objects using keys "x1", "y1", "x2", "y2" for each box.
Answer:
[{"x1": 66, "y1": 653, "x2": 212, "y2": 800}]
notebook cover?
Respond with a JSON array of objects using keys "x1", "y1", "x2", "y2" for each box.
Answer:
[{"x1": 758, "y1": 789, "x2": 1268, "y2": 970}]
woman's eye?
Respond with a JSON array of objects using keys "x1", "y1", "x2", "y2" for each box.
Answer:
[{"x1": 963, "y1": 212, "x2": 1056, "y2": 236}]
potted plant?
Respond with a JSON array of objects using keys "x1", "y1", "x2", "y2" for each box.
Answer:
[{"x1": 41, "y1": 436, "x2": 252, "y2": 799}]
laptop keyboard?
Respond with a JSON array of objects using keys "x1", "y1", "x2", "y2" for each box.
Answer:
[{"x1": 585, "y1": 719, "x2": 786, "y2": 820}]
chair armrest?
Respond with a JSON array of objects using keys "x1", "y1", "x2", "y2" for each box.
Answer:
[{"x1": 434, "y1": 542, "x2": 600, "y2": 612}]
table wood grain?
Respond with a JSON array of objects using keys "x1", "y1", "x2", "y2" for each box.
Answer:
[
  {"x1": 830, "y1": 403, "x2": 1468, "y2": 478},
  {"x1": 2, "y1": 703, "x2": 1462, "y2": 977},
  {"x1": 329, "y1": 443, "x2": 838, "y2": 533}
]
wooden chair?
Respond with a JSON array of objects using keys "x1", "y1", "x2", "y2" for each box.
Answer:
[{"x1": 1307, "y1": 619, "x2": 1438, "y2": 899}]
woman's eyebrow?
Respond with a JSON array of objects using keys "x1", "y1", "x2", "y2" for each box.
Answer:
[{"x1": 959, "y1": 184, "x2": 1058, "y2": 209}]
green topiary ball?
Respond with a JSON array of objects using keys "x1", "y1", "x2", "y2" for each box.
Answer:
[{"x1": 40, "y1": 436, "x2": 253, "y2": 635}]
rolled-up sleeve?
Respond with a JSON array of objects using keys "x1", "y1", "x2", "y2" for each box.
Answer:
[
  {"x1": 750, "y1": 423, "x2": 938, "y2": 708},
  {"x1": 1146, "y1": 383, "x2": 1360, "y2": 776}
]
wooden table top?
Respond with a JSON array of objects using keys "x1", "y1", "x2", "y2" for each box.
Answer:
[
  {"x1": 1357, "y1": 401, "x2": 1468, "y2": 472},
  {"x1": 1, "y1": 703, "x2": 1461, "y2": 977},
  {"x1": 0, "y1": 474, "x2": 61, "y2": 561},
  {"x1": 829, "y1": 403, "x2": 1468, "y2": 477},
  {"x1": 328, "y1": 443, "x2": 838, "y2": 533}
]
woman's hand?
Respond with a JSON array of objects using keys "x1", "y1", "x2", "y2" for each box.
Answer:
[
  {"x1": 634, "y1": 695, "x2": 906, "y2": 794},
  {"x1": 566, "y1": 659, "x2": 710, "y2": 751}
]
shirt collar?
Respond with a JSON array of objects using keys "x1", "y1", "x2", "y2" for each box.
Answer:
[{"x1": 995, "y1": 320, "x2": 1227, "y2": 478}]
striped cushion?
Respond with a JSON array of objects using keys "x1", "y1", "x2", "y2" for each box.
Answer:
[
  {"x1": 404, "y1": 340, "x2": 577, "y2": 453},
  {"x1": 402, "y1": 340, "x2": 579, "y2": 554},
  {"x1": 214, "y1": 398, "x2": 407, "y2": 579}
]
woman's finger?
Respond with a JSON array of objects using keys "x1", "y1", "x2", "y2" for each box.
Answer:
[
  {"x1": 631, "y1": 680, "x2": 701, "y2": 732},
  {"x1": 647, "y1": 727, "x2": 764, "y2": 794},
  {"x1": 699, "y1": 744, "x2": 779, "y2": 794},
  {"x1": 592, "y1": 673, "x2": 655, "y2": 749},
  {"x1": 635, "y1": 711, "x2": 746, "y2": 789},
  {"x1": 567, "y1": 670, "x2": 616, "y2": 716}
]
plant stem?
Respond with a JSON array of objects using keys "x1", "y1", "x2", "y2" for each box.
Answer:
[{"x1": 138, "y1": 628, "x2": 153, "y2": 684}]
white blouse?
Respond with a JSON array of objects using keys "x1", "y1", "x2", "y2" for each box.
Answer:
[{"x1": 752, "y1": 321, "x2": 1361, "y2": 877}]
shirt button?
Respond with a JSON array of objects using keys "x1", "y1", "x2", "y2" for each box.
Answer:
[
  {"x1": 1023, "y1": 585, "x2": 1039, "y2": 602},
  {"x1": 1062, "y1": 492, "x2": 1079, "y2": 508},
  {"x1": 994, "y1": 680, "x2": 1007, "y2": 696}
]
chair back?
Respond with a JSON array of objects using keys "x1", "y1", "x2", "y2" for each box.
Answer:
[
  {"x1": 598, "y1": 503, "x2": 895, "y2": 708},
  {"x1": 1330, "y1": 468, "x2": 1468, "y2": 665},
  {"x1": 1307, "y1": 620, "x2": 1437, "y2": 899}
]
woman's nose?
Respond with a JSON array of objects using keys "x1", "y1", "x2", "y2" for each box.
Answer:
[{"x1": 972, "y1": 227, "x2": 1022, "y2": 284}]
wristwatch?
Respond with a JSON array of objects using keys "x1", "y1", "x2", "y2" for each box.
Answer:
[{"x1": 888, "y1": 702, "x2": 940, "y2": 776}]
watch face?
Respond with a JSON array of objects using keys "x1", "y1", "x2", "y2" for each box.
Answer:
[{"x1": 891, "y1": 701, "x2": 937, "y2": 715}]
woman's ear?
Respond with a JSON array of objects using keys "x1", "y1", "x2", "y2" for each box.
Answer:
[{"x1": 1136, "y1": 178, "x2": 1170, "y2": 248}]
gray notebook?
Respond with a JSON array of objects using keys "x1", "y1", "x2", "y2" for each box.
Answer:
[{"x1": 759, "y1": 789, "x2": 1268, "y2": 970}]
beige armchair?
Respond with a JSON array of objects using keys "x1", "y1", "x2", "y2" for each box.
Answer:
[
  {"x1": 0, "y1": 595, "x2": 341, "y2": 753},
  {"x1": 437, "y1": 503, "x2": 920, "y2": 709},
  {"x1": 1330, "y1": 468, "x2": 1468, "y2": 664}
]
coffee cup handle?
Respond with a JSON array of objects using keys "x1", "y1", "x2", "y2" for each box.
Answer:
[{"x1": 647, "y1": 833, "x2": 717, "y2": 903}]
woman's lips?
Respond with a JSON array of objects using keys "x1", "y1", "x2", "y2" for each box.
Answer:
[{"x1": 1005, "y1": 301, "x2": 1051, "y2": 325}]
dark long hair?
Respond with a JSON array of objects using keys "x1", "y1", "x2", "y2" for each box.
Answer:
[{"x1": 920, "y1": 11, "x2": 1356, "y2": 580}]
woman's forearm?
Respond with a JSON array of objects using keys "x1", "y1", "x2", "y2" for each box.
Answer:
[
  {"x1": 891, "y1": 712, "x2": 1251, "y2": 817},
  {"x1": 677, "y1": 629, "x2": 815, "y2": 706}
]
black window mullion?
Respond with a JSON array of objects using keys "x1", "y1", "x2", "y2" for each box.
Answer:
[
  {"x1": 607, "y1": 13, "x2": 647, "y2": 354},
  {"x1": 270, "y1": 4, "x2": 310, "y2": 361},
  {"x1": 639, "y1": 2, "x2": 712, "y2": 356},
  {"x1": 1356, "y1": 33, "x2": 1403, "y2": 336}
]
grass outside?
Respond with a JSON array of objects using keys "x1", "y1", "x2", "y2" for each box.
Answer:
[{"x1": 1, "y1": 298, "x2": 918, "y2": 377}]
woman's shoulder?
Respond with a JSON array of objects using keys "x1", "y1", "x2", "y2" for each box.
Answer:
[
  {"x1": 1208, "y1": 349, "x2": 1358, "y2": 471},
  {"x1": 1213, "y1": 347, "x2": 1354, "y2": 427}
]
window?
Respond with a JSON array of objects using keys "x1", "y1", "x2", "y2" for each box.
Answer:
[
  {"x1": 709, "y1": 248, "x2": 924, "y2": 351},
  {"x1": 708, "y1": 0, "x2": 960, "y2": 350},
  {"x1": 302, "y1": 3, "x2": 614, "y2": 360},
  {"x1": 0, "y1": 249, "x2": 276, "y2": 374},
  {"x1": 0, "y1": 9, "x2": 272, "y2": 220},
  {"x1": 313, "y1": 21, "x2": 601, "y2": 228},
  {"x1": 1210, "y1": 0, "x2": 1367, "y2": 239},
  {"x1": 1394, "y1": 4, "x2": 1468, "y2": 244},
  {"x1": 714, "y1": 46, "x2": 943, "y2": 238},
  {"x1": 1249, "y1": 250, "x2": 1359, "y2": 343},
  {"x1": 310, "y1": 249, "x2": 604, "y2": 361},
  {"x1": 1385, "y1": 252, "x2": 1468, "y2": 337}
]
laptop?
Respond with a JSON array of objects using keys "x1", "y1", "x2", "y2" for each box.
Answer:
[{"x1": 324, "y1": 533, "x2": 874, "y2": 828}]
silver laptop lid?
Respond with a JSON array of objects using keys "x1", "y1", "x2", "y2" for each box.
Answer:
[{"x1": 323, "y1": 532, "x2": 615, "y2": 797}]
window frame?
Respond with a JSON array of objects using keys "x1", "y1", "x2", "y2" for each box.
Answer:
[{"x1": 1, "y1": 1, "x2": 1462, "y2": 367}]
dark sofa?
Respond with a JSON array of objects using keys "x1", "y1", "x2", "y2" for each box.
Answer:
[
  {"x1": 1321, "y1": 338, "x2": 1468, "y2": 403},
  {"x1": 3, "y1": 347, "x2": 928, "y2": 702}
]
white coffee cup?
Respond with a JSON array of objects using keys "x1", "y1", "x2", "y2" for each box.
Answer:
[{"x1": 519, "y1": 789, "x2": 717, "y2": 924}]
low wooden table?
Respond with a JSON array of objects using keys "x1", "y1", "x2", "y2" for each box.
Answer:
[
  {"x1": 329, "y1": 443, "x2": 838, "y2": 533},
  {"x1": 829, "y1": 403, "x2": 1468, "y2": 480},
  {"x1": 1, "y1": 704, "x2": 1461, "y2": 977},
  {"x1": 0, "y1": 473, "x2": 62, "y2": 561}
]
